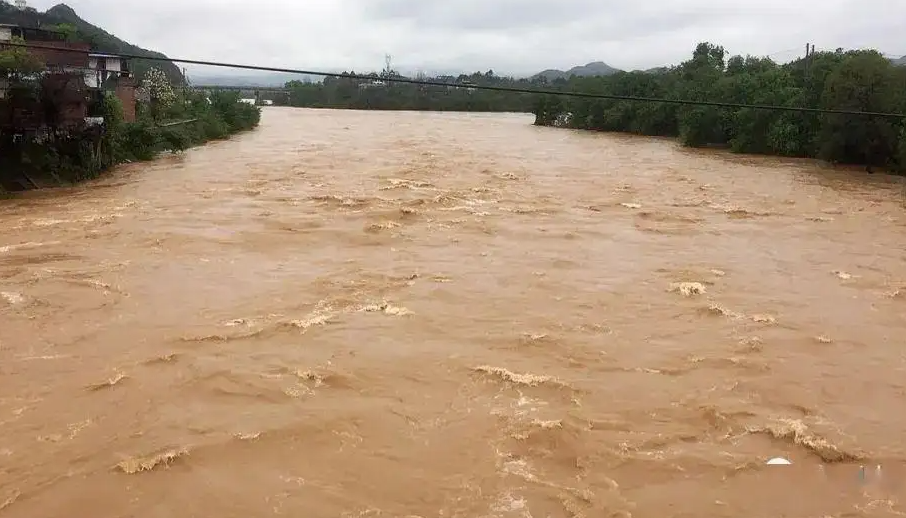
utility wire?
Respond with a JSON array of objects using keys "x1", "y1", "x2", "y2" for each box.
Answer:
[{"x1": 7, "y1": 41, "x2": 906, "y2": 120}]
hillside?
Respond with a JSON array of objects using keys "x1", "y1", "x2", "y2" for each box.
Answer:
[
  {"x1": 0, "y1": 1, "x2": 184, "y2": 83},
  {"x1": 534, "y1": 61, "x2": 621, "y2": 81},
  {"x1": 892, "y1": 55, "x2": 906, "y2": 66}
]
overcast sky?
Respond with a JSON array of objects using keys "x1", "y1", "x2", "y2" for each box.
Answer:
[{"x1": 26, "y1": 0, "x2": 906, "y2": 77}]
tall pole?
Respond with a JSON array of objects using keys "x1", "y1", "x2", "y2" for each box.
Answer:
[{"x1": 804, "y1": 43, "x2": 811, "y2": 81}]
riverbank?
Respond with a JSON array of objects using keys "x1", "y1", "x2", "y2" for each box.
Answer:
[
  {"x1": 531, "y1": 43, "x2": 906, "y2": 173},
  {"x1": 0, "y1": 90, "x2": 260, "y2": 193}
]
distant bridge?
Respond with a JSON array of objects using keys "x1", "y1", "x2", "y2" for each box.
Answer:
[{"x1": 189, "y1": 85, "x2": 291, "y2": 105}]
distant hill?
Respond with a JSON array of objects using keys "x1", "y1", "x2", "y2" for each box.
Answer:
[
  {"x1": 0, "y1": 1, "x2": 184, "y2": 84},
  {"x1": 891, "y1": 55, "x2": 906, "y2": 66},
  {"x1": 533, "y1": 61, "x2": 621, "y2": 81}
]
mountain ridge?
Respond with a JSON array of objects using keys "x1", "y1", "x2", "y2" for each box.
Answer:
[{"x1": 533, "y1": 61, "x2": 621, "y2": 81}]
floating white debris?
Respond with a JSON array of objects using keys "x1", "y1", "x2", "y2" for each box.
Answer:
[{"x1": 766, "y1": 457, "x2": 792, "y2": 465}]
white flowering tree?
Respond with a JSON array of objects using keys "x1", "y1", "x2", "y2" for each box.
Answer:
[{"x1": 139, "y1": 67, "x2": 176, "y2": 120}]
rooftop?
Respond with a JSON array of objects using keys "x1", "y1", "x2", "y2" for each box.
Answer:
[{"x1": 0, "y1": 22, "x2": 60, "y2": 30}]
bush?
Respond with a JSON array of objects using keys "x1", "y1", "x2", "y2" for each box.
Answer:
[
  {"x1": 108, "y1": 89, "x2": 261, "y2": 162},
  {"x1": 209, "y1": 91, "x2": 261, "y2": 132},
  {"x1": 198, "y1": 112, "x2": 230, "y2": 140}
]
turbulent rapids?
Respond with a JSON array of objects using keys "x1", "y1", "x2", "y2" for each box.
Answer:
[{"x1": 2, "y1": 108, "x2": 905, "y2": 517}]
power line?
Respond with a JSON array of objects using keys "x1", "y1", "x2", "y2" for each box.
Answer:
[
  {"x1": 6, "y1": 41, "x2": 906, "y2": 120},
  {"x1": 765, "y1": 46, "x2": 803, "y2": 58}
]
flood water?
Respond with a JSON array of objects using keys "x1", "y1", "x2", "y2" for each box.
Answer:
[{"x1": 2, "y1": 108, "x2": 906, "y2": 517}]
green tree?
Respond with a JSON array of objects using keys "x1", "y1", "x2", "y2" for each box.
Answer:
[
  {"x1": 817, "y1": 51, "x2": 904, "y2": 167},
  {"x1": 48, "y1": 23, "x2": 79, "y2": 42},
  {"x1": 530, "y1": 41, "x2": 906, "y2": 172},
  {"x1": 0, "y1": 37, "x2": 43, "y2": 79}
]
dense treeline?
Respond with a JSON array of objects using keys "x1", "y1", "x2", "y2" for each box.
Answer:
[
  {"x1": 284, "y1": 70, "x2": 538, "y2": 112},
  {"x1": 534, "y1": 42, "x2": 906, "y2": 170}
]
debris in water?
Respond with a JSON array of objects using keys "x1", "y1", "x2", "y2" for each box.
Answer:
[
  {"x1": 832, "y1": 270, "x2": 852, "y2": 280},
  {"x1": 620, "y1": 203, "x2": 642, "y2": 209}
]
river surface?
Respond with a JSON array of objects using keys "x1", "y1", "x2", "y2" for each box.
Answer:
[{"x1": 2, "y1": 108, "x2": 906, "y2": 517}]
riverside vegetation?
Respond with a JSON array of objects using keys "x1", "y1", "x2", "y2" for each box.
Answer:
[
  {"x1": 283, "y1": 42, "x2": 906, "y2": 171},
  {"x1": 0, "y1": 6, "x2": 258, "y2": 190},
  {"x1": 1, "y1": 41, "x2": 260, "y2": 190},
  {"x1": 532, "y1": 43, "x2": 906, "y2": 171}
]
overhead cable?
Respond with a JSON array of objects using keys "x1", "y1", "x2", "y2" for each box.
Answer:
[{"x1": 7, "y1": 41, "x2": 906, "y2": 119}]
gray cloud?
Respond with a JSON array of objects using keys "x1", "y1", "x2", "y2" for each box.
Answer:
[{"x1": 26, "y1": 0, "x2": 906, "y2": 78}]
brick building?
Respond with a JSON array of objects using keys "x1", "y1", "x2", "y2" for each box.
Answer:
[
  {"x1": 0, "y1": 23, "x2": 137, "y2": 131},
  {"x1": 86, "y1": 53, "x2": 136, "y2": 122},
  {"x1": 0, "y1": 23, "x2": 90, "y2": 68}
]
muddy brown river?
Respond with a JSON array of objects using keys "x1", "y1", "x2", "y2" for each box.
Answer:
[{"x1": 2, "y1": 108, "x2": 906, "y2": 517}]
